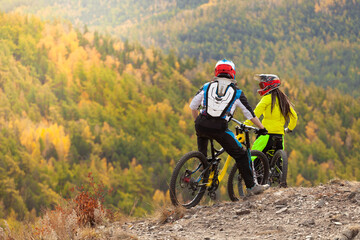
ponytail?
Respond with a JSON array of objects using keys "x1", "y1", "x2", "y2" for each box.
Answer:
[{"x1": 270, "y1": 89, "x2": 294, "y2": 122}]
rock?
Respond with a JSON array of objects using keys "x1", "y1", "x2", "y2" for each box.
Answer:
[
  {"x1": 301, "y1": 219, "x2": 315, "y2": 227},
  {"x1": 316, "y1": 199, "x2": 326, "y2": 208},
  {"x1": 275, "y1": 198, "x2": 288, "y2": 206},
  {"x1": 235, "y1": 210, "x2": 251, "y2": 215},
  {"x1": 119, "y1": 181, "x2": 360, "y2": 240},
  {"x1": 275, "y1": 207, "x2": 288, "y2": 214}
]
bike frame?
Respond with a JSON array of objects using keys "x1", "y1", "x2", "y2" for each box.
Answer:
[{"x1": 205, "y1": 118, "x2": 259, "y2": 187}]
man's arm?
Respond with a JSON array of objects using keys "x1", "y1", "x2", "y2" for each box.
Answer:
[
  {"x1": 189, "y1": 85, "x2": 205, "y2": 120},
  {"x1": 250, "y1": 117, "x2": 265, "y2": 129},
  {"x1": 191, "y1": 109, "x2": 199, "y2": 120}
]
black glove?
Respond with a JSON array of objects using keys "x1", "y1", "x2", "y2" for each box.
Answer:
[{"x1": 257, "y1": 128, "x2": 268, "y2": 136}]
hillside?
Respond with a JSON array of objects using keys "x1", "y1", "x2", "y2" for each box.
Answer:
[
  {"x1": 1, "y1": 0, "x2": 359, "y2": 96},
  {"x1": 0, "y1": 11, "x2": 359, "y2": 228}
]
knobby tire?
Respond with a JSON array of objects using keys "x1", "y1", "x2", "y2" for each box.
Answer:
[
  {"x1": 227, "y1": 150, "x2": 269, "y2": 201},
  {"x1": 169, "y1": 151, "x2": 209, "y2": 208},
  {"x1": 269, "y1": 150, "x2": 288, "y2": 187}
]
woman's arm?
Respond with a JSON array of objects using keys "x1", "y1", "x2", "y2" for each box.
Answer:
[{"x1": 288, "y1": 106, "x2": 298, "y2": 131}]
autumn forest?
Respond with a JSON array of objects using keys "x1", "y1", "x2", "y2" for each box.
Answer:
[{"x1": 0, "y1": 0, "x2": 359, "y2": 228}]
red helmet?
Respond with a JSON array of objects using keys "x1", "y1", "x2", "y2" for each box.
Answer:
[
  {"x1": 214, "y1": 59, "x2": 236, "y2": 79},
  {"x1": 255, "y1": 74, "x2": 281, "y2": 96}
]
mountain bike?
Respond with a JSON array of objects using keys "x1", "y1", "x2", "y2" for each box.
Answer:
[
  {"x1": 226, "y1": 121, "x2": 275, "y2": 201},
  {"x1": 265, "y1": 130, "x2": 290, "y2": 188},
  {"x1": 169, "y1": 118, "x2": 269, "y2": 208}
]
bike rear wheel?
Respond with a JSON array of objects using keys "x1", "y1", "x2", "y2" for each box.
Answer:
[
  {"x1": 227, "y1": 150, "x2": 269, "y2": 201},
  {"x1": 269, "y1": 150, "x2": 288, "y2": 187},
  {"x1": 169, "y1": 151, "x2": 209, "y2": 208}
]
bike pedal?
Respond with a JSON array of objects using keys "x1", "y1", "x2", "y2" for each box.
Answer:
[{"x1": 209, "y1": 191, "x2": 216, "y2": 200}]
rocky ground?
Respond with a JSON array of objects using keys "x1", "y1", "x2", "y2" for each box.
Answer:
[{"x1": 101, "y1": 179, "x2": 360, "y2": 240}]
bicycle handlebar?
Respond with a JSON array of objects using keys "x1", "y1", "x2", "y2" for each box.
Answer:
[
  {"x1": 230, "y1": 118, "x2": 259, "y2": 132},
  {"x1": 231, "y1": 118, "x2": 292, "y2": 135}
]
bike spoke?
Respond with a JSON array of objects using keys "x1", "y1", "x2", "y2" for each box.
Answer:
[
  {"x1": 174, "y1": 156, "x2": 206, "y2": 206},
  {"x1": 254, "y1": 158, "x2": 265, "y2": 183},
  {"x1": 268, "y1": 150, "x2": 288, "y2": 187}
]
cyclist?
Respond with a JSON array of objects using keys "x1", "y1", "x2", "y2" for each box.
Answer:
[
  {"x1": 245, "y1": 74, "x2": 298, "y2": 187},
  {"x1": 190, "y1": 59, "x2": 270, "y2": 196}
]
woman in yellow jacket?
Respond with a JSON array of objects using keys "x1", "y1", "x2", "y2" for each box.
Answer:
[{"x1": 245, "y1": 74, "x2": 298, "y2": 186}]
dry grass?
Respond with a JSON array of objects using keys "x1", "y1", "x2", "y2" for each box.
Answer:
[
  {"x1": 0, "y1": 174, "x2": 186, "y2": 240},
  {"x1": 156, "y1": 205, "x2": 186, "y2": 224},
  {"x1": 0, "y1": 173, "x2": 119, "y2": 240}
]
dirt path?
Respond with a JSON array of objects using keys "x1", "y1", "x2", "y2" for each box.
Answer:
[{"x1": 118, "y1": 180, "x2": 360, "y2": 240}]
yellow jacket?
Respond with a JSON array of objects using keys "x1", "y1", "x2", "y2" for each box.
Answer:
[{"x1": 245, "y1": 94, "x2": 298, "y2": 134}]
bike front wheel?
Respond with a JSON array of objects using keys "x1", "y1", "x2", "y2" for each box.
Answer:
[
  {"x1": 169, "y1": 151, "x2": 209, "y2": 208},
  {"x1": 227, "y1": 150, "x2": 269, "y2": 201},
  {"x1": 269, "y1": 150, "x2": 288, "y2": 187}
]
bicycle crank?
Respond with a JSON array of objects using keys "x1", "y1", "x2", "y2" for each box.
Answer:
[{"x1": 208, "y1": 191, "x2": 217, "y2": 200}]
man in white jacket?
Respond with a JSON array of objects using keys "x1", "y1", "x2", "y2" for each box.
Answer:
[{"x1": 190, "y1": 59, "x2": 269, "y2": 195}]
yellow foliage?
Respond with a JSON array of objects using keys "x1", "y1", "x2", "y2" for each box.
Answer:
[
  {"x1": 130, "y1": 158, "x2": 137, "y2": 168},
  {"x1": 175, "y1": 61, "x2": 180, "y2": 71},
  {"x1": 178, "y1": 119, "x2": 187, "y2": 132},
  {"x1": 288, "y1": 149, "x2": 298, "y2": 162},
  {"x1": 152, "y1": 189, "x2": 166, "y2": 206},
  {"x1": 38, "y1": 182, "x2": 62, "y2": 203},
  {"x1": 82, "y1": 124, "x2": 94, "y2": 140},
  {"x1": 20, "y1": 127, "x2": 37, "y2": 153},
  {"x1": 113, "y1": 41, "x2": 123, "y2": 51},
  {"x1": 238, "y1": 78, "x2": 246, "y2": 86},
  {"x1": 314, "y1": 3, "x2": 321, "y2": 13},
  {"x1": 305, "y1": 120, "x2": 318, "y2": 140},
  {"x1": 19, "y1": 121, "x2": 71, "y2": 161},
  {"x1": 201, "y1": 0, "x2": 217, "y2": 8},
  {"x1": 220, "y1": 185, "x2": 226, "y2": 196},
  {"x1": 182, "y1": 101, "x2": 193, "y2": 118},
  {"x1": 101, "y1": 158, "x2": 108, "y2": 172},
  {"x1": 333, "y1": 131, "x2": 344, "y2": 146},
  {"x1": 165, "y1": 190, "x2": 170, "y2": 203},
  {"x1": 295, "y1": 174, "x2": 311, "y2": 186},
  {"x1": 68, "y1": 47, "x2": 88, "y2": 70},
  {"x1": 124, "y1": 63, "x2": 134, "y2": 74},
  {"x1": 78, "y1": 92, "x2": 92, "y2": 108},
  {"x1": 6, "y1": 210, "x2": 21, "y2": 231},
  {"x1": 320, "y1": 162, "x2": 330, "y2": 171},
  {"x1": 169, "y1": 159, "x2": 175, "y2": 168},
  {"x1": 102, "y1": 122, "x2": 112, "y2": 133},
  {"x1": 295, "y1": 174, "x2": 305, "y2": 186},
  {"x1": 96, "y1": 158, "x2": 111, "y2": 186},
  {"x1": 87, "y1": 47, "x2": 101, "y2": 66},
  {"x1": 134, "y1": 164, "x2": 143, "y2": 174},
  {"x1": 84, "y1": 32, "x2": 94, "y2": 44},
  {"x1": 128, "y1": 51, "x2": 138, "y2": 62},
  {"x1": 145, "y1": 49, "x2": 154, "y2": 62},
  {"x1": 307, "y1": 155, "x2": 316, "y2": 165},
  {"x1": 105, "y1": 55, "x2": 117, "y2": 68},
  {"x1": 148, "y1": 100, "x2": 174, "y2": 120},
  {"x1": 159, "y1": 145, "x2": 168, "y2": 157},
  {"x1": 315, "y1": 0, "x2": 346, "y2": 13}
]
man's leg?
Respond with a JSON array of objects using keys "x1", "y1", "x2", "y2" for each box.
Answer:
[
  {"x1": 197, "y1": 135, "x2": 208, "y2": 157},
  {"x1": 214, "y1": 129, "x2": 255, "y2": 189}
]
